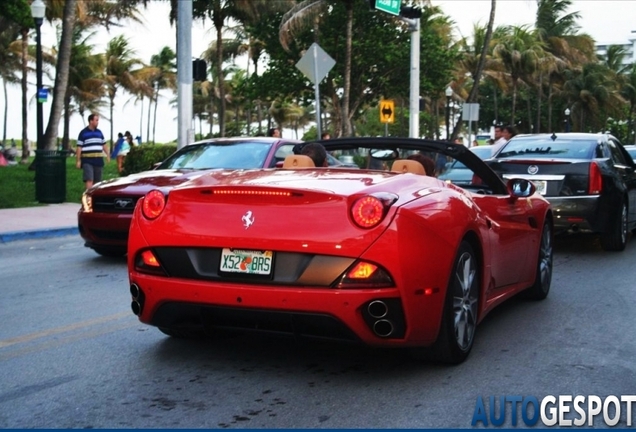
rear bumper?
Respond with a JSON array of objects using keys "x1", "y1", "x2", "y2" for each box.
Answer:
[
  {"x1": 547, "y1": 195, "x2": 601, "y2": 233},
  {"x1": 129, "y1": 272, "x2": 429, "y2": 346},
  {"x1": 78, "y1": 210, "x2": 132, "y2": 249}
]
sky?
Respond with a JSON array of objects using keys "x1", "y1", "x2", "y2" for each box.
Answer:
[{"x1": 2, "y1": 0, "x2": 635, "y2": 145}]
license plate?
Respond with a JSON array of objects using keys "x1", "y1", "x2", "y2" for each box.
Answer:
[
  {"x1": 532, "y1": 180, "x2": 547, "y2": 195},
  {"x1": 220, "y1": 248, "x2": 273, "y2": 275}
]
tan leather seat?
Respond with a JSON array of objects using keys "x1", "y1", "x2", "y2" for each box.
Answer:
[
  {"x1": 282, "y1": 154, "x2": 315, "y2": 168},
  {"x1": 391, "y1": 159, "x2": 426, "y2": 175}
]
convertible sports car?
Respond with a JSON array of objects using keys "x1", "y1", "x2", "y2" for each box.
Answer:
[
  {"x1": 78, "y1": 137, "x2": 301, "y2": 257},
  {"x1": 127, "y1": 137, "x2": 553, "y2": 364},
  {"x1": 488, "y1": 133, "x2": 636, "y2": 251}
]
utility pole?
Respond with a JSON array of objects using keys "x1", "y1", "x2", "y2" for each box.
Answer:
[
  {"x1": 398, "y1": 7, "x2": 422, "y2": 138},
  {"x1": 177, "y1": 1, "x2": 193, "y2": 149}
]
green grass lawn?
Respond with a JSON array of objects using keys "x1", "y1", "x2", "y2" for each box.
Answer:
[{"x1": 0, "y1": 157, "x2": 119, "y2": 209}]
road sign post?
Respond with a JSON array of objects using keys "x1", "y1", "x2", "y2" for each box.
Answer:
[
  {"x1": 380, "y1": 100, "x2": 395, "y2": 137},
  {"x1": 296, "y1": 43, "x2": 335, "y2": 138}
]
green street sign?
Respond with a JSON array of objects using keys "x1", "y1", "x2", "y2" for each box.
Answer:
[{"x1": 374, "y1": 0, "x2": 400, "y2": 16}]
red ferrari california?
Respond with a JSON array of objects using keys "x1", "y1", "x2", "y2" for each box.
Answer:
[{"x1": 128, "y1": 137, "x2": 553, "y2": 364}]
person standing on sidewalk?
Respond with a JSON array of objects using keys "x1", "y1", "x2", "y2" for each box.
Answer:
[{"x1": 76, "y1": 113, "x2": 109, "y2": 190}]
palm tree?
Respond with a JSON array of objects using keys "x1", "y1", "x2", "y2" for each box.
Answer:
[
  {"x1": 104, "y1": 35, "x2": 142, "y2": 152},
  {"x1": 562, "y1": 63, "x2": 621, "y2": 132},
  {"x1": 42, "y1": 0, "x2": 142, "y2": 150},
  {"x1": 621, "y1": 65, "x2": 636, "y2": 144},
  {"x1": 41, "y1": 0, "x2": 77, "y2": 150},
  {"x1": 149, "y1": 46, "x2": 176, "y2": 143},
  {"x1": 493, "y1": 25, "x2": 545, "y2": 125},
  {"x1": 535, "y1": 0, "x2": 595, "y2": 131},
  {"x1": 0, "y1": 24, "x2": 22, "y2": 147},
  {"x1": 63, "y1": 26, "x2": 106, "y2": 150}
]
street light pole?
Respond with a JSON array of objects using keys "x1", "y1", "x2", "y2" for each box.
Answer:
[
  {"x1": 31, "y1": 0, "x2": 45, "y2": 151},
  {"x1": 445, "y1": 86, "x2": 453, "y2": 140},
  {"x1": 565, "y1": 108, "x2": 571, "y2": 132}
]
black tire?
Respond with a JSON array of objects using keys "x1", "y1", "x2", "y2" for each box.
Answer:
[
  {"x1": 92, "y1": 246, "x2": 126, "y2": 257},
  {"x1": 600, "y1": 200, "x2": 628, "y2": 252},
  {"x1": 429, "y1": 241, "x2": 480, "y2": 365},
  {"x1": 526, "y1": 220, "x2": 553, "y2": 300},
  {"x1": 158, "y1": 327, "x2": 205, "y2": 339}
]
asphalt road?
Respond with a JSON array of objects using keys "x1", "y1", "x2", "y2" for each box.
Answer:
[{"x1": 0, "y1": 234, "x2": 635, "y2": 428}]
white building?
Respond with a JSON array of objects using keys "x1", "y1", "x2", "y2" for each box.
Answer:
[{"x1": 595, "y1": 30, "x2": 636, "y2": 67}]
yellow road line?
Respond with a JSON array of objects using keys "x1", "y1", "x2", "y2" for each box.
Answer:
[
  {"x1": 0, "y1": 311, "x2": 132, "y2": 348},
  {"x1": 0, "y1": 321, "x2": 139, "y2": 361}
]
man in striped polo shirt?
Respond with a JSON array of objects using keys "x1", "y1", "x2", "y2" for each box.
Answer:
[{"x1": 76, "y1": 113, "x2": 110, "y2": 190}]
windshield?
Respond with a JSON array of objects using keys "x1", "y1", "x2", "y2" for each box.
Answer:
[
  {"x1": 498, "y1": 138, "x2": 597, "y2": 159},
  {"x1": 157, "y1": 141, "x2": 273, "y2": 170}
]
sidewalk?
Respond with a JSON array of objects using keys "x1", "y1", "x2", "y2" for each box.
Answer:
[{"x1": 0, "y1": 203, "x2": 79, "y2": 243}]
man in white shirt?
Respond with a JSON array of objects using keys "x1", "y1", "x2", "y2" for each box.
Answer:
[
  {"x1": 493, "y1": 125, "x2": 507, "y2": 146},
  {"x1": 490, "y1": 124, "x2": 508, "y2": 155}
]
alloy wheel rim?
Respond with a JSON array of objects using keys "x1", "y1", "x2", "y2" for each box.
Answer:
[
  {"x1": 539, "y1": 225, "x2": 553, "y2": 291},
  {"x1": 621, "y1": 204, "x2": 627, "y2": 245},
  {"x1": 452, "y1": 251, "x2": 478, "y2": 351}
]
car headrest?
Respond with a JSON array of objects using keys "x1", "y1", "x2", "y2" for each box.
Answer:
[
  {"x1": 282, "y1": 154, "x2": 315, "y2": 168},
  {"x1": 391, "y1": 159, "x2": 426, "y2": 175}
]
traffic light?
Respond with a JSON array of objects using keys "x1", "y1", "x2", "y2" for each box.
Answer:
[
  {"x1": 192, "y1": 58, "x2": 207, "y2": 81},
  {"x1": 400, "y1": 6, "x2": 422, "y2": 18}
]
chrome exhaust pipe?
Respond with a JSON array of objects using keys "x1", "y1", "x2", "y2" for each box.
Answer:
[
  {"x1": 131, "y1": 300, "x2": 141, "y2": 316},
  {"x1": 373, "y1": 319, "x2": 394, "y2": 338},
  {"x1": 130, "y1": 283, "x2": 140, "y2": 299},
  {"x1": 368, "y1": 300, "x2": 388, "y2": 319}
]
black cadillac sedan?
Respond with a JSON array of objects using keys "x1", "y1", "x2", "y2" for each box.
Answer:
[{"x1": 487, "y1": 133, "x2": 636, "y2": 251}]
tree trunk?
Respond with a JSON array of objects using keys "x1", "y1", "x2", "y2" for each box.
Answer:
[
  {"x1": 342, "y1": 3, "x2": 353, "y2": 137},
  {"x1": 62, "y1": 91, "x2": 71, "y2": 150},
  {"x1": 548, "y1": 79, "x2": 553, "y2": 132},
  {"x1": 536, "y1": 73, "x2": 543, "y2": 133},
  {"x1": 43, "y1": 0, "x2": 77, "y2": 151},
  {"x1": 511, "y1": 79, "x2": 517, "y2": 125},
  {"x1": 216, "y1": 25, "x2": 226, "y2": 137},
  {"x1": 20, "y1": 28, "x2": 29, "y2": 162},
  {"x1": 109, "y1": 94, "x2": 115, "y2": 152},
  {"x1": 452, "y1": 0, "x2": 496, "y2": 141},
  {"x1": 152, "y1": 89, "x2": 159, "y2": 144},
  {"x1": 139, "y1": 96, "x2": 144, "y2": 144},
  {"x1": 2, "y1": 79, "x2": 7, "y2": 145}
]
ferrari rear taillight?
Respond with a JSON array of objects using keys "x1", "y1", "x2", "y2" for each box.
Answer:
[
  {"x1": 142, "y1": 190, "x2": 166, "y2": 219},
  {"x1": 135, "y1": 249, "x2": 165, "y2": 275},
  {"x1": 588, "y1": 162, "x2": 602, "y2": 195},
  {"x1": 336, "y1": 261, "x2": 394, "y2": 288},
  {"x1": 351, "y1": 196, "x2": 385, "y2": 228},
  {"x1": 141, "y1": 250, "x2": 160, "y2": 267}
]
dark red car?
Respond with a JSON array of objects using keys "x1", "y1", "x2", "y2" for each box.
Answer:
[
  {"x1": 128, "y1": 137, "x2": 553, "y2": 364},
  {"x1": 78, "y1": 137, "x2": 301, "y2": 256}
]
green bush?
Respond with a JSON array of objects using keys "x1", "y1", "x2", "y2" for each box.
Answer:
[{"x1": 122, "y1": 144, "x2": 177, "y2": 175}]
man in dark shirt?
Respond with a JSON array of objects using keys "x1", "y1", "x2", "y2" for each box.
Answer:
[{"x1": 76, "y1": 113, "x2": 109, "y2": 190}]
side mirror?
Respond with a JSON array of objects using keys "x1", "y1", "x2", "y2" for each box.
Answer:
[{"x1": 507, "y1": 178, "x2": 535, "y2": 198}]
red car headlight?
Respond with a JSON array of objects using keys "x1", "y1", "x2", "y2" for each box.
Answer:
[{"x1": 142, "y1": 190, "x2": 166, "y2": 219}]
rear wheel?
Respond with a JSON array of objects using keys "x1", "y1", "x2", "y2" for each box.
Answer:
[
  {"x1": 526, "y1": 220, "x2": 553, "y2": 300},
  {"x1": 426, "y1": 241, "x2": 479, "y2": 364},
  {"x1": 600, "y1": 201, "x2": 627, "y2": 252}
]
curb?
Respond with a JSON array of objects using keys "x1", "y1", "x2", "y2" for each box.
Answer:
[{"x1": 0, "y1": 227, "x2": 79, "y2": 244}]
